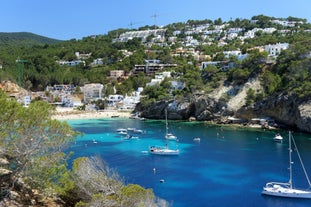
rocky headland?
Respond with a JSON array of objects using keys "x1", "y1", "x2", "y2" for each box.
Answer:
[{"x1": 137, "y1": 79, "x2": 311, "y2": 134}]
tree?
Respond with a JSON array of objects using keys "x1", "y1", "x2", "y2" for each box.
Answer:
[
  {"x1": 0, "y1": 91, "x2": 78, "y2": 194},
  {"x1": 71, "y1": 156, "x2": 169, "y2": 207},
  {"x1": 245, "y1": 88, "x2": 256, "y2": 106},
  {"x1": 261, "y1": 70, "x2": 281, "y2": 94}
]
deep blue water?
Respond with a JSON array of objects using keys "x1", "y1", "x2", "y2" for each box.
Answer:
[{"x1": 65, "y1": 118, "x2": 311, "y2": 207}]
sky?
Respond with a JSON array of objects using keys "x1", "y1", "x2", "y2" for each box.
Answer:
[{"x1": 1, "y1": 0, "x2": 311, "y2": 40}]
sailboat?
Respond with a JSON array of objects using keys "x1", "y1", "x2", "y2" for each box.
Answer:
[
  {"x1": 149, "y1": 145, "x2": 179, "y2": 155},
  {"x1": 149, "y1": 110, "x2": 179, "y2": 155},
  {"x1": 262, "y1": 131, "x2": 311, "y2": 198},
  {"x1": 165, "y1": 109, "x2": 178, "y2": 141}
]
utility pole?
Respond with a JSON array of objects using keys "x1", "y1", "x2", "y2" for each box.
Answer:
[{"x1": 16, "y1": 58, "x2": 28, "y2": 86}]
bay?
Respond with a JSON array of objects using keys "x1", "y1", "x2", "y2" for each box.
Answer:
[{"x1": 66, "y1": 118, "x2": 311, "y2": 207}]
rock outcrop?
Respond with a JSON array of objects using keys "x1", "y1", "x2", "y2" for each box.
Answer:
[
  {"x1": 0, "y1": 80, "x2": 28, "y2": 98},
  {"x1": 138, "y1": 80, "x2": 311, "y2": 133},
  {"x1": 237, "y1": 93, "x2": 311, "y2": 133}
]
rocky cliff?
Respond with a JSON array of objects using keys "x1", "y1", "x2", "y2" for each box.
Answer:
[
  {"x1": 0, "y1": 80, "x2": 28, "y2": 98},
  {"x1": 138, "y1": 80, "x2": 311, "y2": 134},
  {"x1": 237, "y1": 93, "x2": 311, "y2": 133}
]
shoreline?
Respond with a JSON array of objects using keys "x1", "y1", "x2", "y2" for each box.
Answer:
[
  {"x1": 51, "y1": 107, "x2": 281, "y2": 132},
  {"x1": 51, "y1": 107, "x2": 132, "y2": 121}
]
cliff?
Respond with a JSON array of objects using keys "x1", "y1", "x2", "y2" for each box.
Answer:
[
  {"x1": 137, "y1": 79, "x2": 311, "y2": 134},
  {"x1": 237, "y1": 93, "x2": 311, "y2": 132}
]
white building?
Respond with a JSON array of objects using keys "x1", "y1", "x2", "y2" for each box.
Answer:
[
  {"x1": 56, "y1": 60, "x2": 86, "y2": 67},
  {"x1": 265, "y1": 43, "x2": 289, "y2": 56},
  {"x1": 107, "y1": 95, "x2": 124, "y2": 107},
  {"x1": 83, "y1": 83, "x2": 104, "y2": 103},
  {"x1": 113, "y1": 29, "x2": 166, "y2": 42}
]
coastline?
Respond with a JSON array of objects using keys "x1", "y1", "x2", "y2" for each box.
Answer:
[
  {"x1": 51, "y1": 107, "x2": 132, "y2": 121},
  {"x1": 51, "y1": 107, "x2": 280, "y2": 132}
]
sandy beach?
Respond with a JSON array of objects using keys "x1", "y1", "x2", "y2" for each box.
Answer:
[{"x1": 51, "y1": 107, "x2": 132, "y2": 120}]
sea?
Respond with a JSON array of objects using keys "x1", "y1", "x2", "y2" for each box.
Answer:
[{"x1": 65, "y1": 118, "x2": 311, "y2": 207}]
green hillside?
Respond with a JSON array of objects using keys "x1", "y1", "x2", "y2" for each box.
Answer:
[{"x1": 0, "y1": 32, "x2": 62, "y2": 47}]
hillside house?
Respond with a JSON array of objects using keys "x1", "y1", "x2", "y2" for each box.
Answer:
[
  {"x1": 107, "y1": 95, "x2": 124, "y2": 107},
  {"x1": 264, "y1": 43, "x2": 289, "y2": 56},
  {"x1": 83, "y1": 83, "x2": 103, "y2": 103},
  {"x1": 90, "y1": 58, "x2": 104, "y2": 66},
  {"x1": 75, "y1": 52, "x2": 91, "y2": 59},
  {"x1": 110, "y1": 70, "x2": 125, "y2": 80},
  {"x1": 201, "y1": 61, "x2": 235, "y2": 72},
  {"x1": 56, "y1": 60, "x2": 85, "y2": 67},
  {"x1": 133, "y1": 60, "x2": 177, "y2": 76}
]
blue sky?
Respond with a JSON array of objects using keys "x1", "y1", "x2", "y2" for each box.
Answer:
[{"x1": 1, "y1": 0, "x2": 310, "y2": 40}]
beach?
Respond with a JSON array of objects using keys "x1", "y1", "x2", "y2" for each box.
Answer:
[{"x1": 51, "y1": 107, "x2": 132, "y2": 120}]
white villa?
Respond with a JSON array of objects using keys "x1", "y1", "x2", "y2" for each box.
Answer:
[
  {"x1": 83, "y1": 83, "x2": 104, "y2": 103},
  {"x1": 265, "y1": 43, "x2": 289, "y2": 56}
]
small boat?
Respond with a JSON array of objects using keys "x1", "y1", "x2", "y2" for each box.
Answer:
[
  {"x1": 262, "y1": 131, "x2": 311, "y2": 198},
  {"x1": 123, "y1": 134, "x2": 139, "y2": 140},
  {"x1": 116, "y1": 128, "x2": 127, "y2": 132},
  {"x1": 116, "y1": 128, "x2": 127, "y2": 135},
  {"x1": 166, "y1": 133, "x2": 178, "y2": 140},
  {"x1": 274, "y1": 133, "x2": 283, "y2": 142},
  {"x1": 149, "y1": 146, "x2": 179, "y2": 155},
  {"x1": 193, "y1": 137, "x2": 201, "y2": 142},
  {"x1": 133, "y1": 129, "x2": 145, "y2": 134}
]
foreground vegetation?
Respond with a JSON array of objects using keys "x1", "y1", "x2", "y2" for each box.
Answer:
[{"x1": 0, "y1": 90, "x2": 168, "y2": 206}]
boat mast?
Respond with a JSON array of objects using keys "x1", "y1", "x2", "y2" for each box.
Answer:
[
  {"x1": 289, "y1": 131, "x2": 293, "y2": 189},
  {"x1": 165, "y1": 109, "x2": 168, "y2": 135},
  {"x1": 291, "y1": 131, "x2": 311, "y2": 188}
]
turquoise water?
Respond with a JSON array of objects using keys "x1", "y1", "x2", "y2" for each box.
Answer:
[{"x1": 66, "y1": 118, "x2": 311, "y2": 207}]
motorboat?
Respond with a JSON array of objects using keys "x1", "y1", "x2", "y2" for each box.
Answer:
[
  {"x1": 166, "y1": 133, "x2": 178, "y2": 140},
  {"x1": 274, "y1": 133, "x2": 283, "y2": 142},
  {"x1": 116, "y1": 128, "x2": 127, "y2": 135},
  {"x1": 193, "y1": 137, "x2": 201, "y2": 142}
]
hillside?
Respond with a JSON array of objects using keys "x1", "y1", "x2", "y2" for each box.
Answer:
[
  {"x1": 0, "y1": 32, "x2": 62, "y2": 47},
  {"x1": 0, "y1": 15, "x2": 310, "y2": 133}
]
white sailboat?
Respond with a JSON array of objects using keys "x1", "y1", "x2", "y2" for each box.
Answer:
[
  {"x1": 262, "y1": 131, "x2": 311, "y2": 198},
  {"x1": 165, "y1": 110, "x2": 178, "y2": 141},
  {"x1": 149, "y1": 145, "x2": 179, "y2": 155},
  {"x1": 149, "y1": 110, "x2": 179, "y2": 155}
]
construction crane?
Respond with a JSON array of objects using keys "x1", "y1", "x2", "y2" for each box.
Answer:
[
  {"x1": 16, "y1": 58, "x2": 28, "y2": 86},
  {"x1": 150, "y1": 14, "x2": 159, "y2": 29}
]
